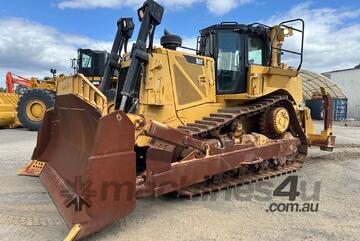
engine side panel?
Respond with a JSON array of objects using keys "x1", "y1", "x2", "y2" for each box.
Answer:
[{"x1": 138, "y1": 48, "x2": 221, "y2": 129}]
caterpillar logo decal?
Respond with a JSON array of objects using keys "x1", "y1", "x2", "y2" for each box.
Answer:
[{"x1": 184, "y1": 55, "x2": 204, "y2": 65}]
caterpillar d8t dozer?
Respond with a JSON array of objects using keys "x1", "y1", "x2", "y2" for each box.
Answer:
[{"x1": 19, "y1": 0, "x2": 335, "y2": 240}]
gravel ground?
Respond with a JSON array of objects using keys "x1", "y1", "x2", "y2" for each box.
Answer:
[{"x1": 0, "y1": 122, "x2": 359, "y2": 241}]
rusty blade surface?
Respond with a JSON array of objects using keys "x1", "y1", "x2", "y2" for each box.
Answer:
[{"x1": 31, "y1": 95, "x2": 136, "y2": 240}]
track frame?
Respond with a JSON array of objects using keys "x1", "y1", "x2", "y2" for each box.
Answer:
[{"x1": 136, "y1": 95, "x2": 308, "y2": 198}]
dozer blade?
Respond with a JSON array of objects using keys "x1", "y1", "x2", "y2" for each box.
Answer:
[
  {"x1": 0, "y1": 93, "x2": 21, "y2": 128},
  {"x1": 19, "y1": 94, "x2": 136, "y2": 240}
]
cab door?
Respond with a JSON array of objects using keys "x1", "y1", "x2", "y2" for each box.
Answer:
[{"x1": 215, "y1": 30, "x2": 246, "y2": 94}]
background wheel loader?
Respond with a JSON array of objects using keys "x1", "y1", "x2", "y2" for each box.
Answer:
[
  {"x1": 19, "y1": 0, "x2": 335, "y2": 240},
  {"x1": 0, "y1": 47, "x2": 120, "y2": 130}
]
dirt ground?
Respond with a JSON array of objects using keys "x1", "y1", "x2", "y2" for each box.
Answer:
[{"x1": 0, "y1": 121, "x2": 359, "y2": 241}]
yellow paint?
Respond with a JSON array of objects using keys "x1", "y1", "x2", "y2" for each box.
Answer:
[
  {"x1": 27, "y1": 76, "x2": 57, "y2": 92},
  {"x1": 68, "y1": 26, "x2": 305, "y2": 136},
  {"x1": 0, "y1": 93, "x2": 21, "y2": 128},
  {"x1": 137, "y1": 48, "x2": 221, "y2": 131},
  {"x1": 269, "y1": 25, "x2": 294, "y2": 69},
  {"x1": 273, "y1": 107, "x2": 290, "y2": 133},
  {"x1": 1, "y1": 70, "x2": 109, "y2": 129},
  {"x1": 107, "y1": 100, "x2": 115, "y2": 114},
  {"x1": 63, "y1": 224, "x2": 81, "y2": 241},
  {"x1": 64, "y1": 24, "x2": 331, "y2": 150},
  {"x1": 302, "y1": 107, "x2": 334, "y2": 146},
  {"x1": 135, "y1": 46, "x2": 303, "y2": 134},
  {"x1": 57, "y1": 74, "x2": 108, "y2": 116},
  {"x1": 216, "y1": 65, "x2": 302, "y2": 105},
  {"x1": 303, "y1": 107, "x2": 316, "y2": 135},
  {"x1": 25, "y1": 99, "x2": 46, "y2": 121}
]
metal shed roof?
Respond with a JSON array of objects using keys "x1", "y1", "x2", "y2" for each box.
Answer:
[{"x1": 300, "y1": 69, "x2": 347, "y2": 100}]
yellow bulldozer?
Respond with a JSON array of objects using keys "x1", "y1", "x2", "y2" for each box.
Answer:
[
  {"x1": 19, "y1": 0, "x2": 335, "y2": 240},
  {"x1": 0, "y1": 47, "x2": 121, "y2": 130}
]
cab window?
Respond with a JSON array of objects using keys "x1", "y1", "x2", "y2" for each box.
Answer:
[
  {"x1": 248, "y1": 37, "x2": 263, "y2": 65},
  {"x1": 81, "y1": 53, "x2": 92, "y2": 68}
]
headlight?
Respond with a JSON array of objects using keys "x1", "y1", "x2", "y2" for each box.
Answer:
[{"x1": 138, "y1": 8, "x2": 144, "y2": 21}]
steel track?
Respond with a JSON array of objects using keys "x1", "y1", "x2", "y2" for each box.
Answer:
[
  {"x1": 176, "y1": 95, "x2": 308, "y2": 197},
  {"x1": 177, "y1": 161, "x2": 302, "y2": 197}
]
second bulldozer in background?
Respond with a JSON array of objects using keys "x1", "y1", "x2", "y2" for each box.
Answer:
[{"x1": 0, "y1": 48, "x2": 117, "y2": 130}]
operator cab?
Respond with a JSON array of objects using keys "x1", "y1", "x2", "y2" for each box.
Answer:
[
  {"x1": 198, "y1": 22, "x2": 271, "y2": 95},
  {"x1": 77, "y1": 48, "x2": 109, "y2": 78}
]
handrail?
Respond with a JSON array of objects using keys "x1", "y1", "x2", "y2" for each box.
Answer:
[
  {"x1": 270, "y1": 19, "x2": 305, "y2": 71},
  {"x1": 73, "y1": 74, "x2": 108, "y2": 116}
]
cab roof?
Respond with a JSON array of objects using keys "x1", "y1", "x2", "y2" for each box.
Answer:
[{"x1": 200, "y1": 22, "x2": 270, "y2": 36}]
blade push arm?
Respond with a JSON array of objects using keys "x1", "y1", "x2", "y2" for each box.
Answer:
[
  {"x1": 117, "y1": 0, "x2": 164, "y2": 112},
  {"x1": 99, "y1": 18, "x2": 135, "y2": 95}
]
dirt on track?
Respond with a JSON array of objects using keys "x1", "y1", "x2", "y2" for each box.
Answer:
[{"x1": 0, "y1": 122, "x2": 359, "y2": 241}]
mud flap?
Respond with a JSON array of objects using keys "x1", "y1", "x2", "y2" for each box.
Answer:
[{"x1": 19, "y1": 95, "x2": 136, "y2": 240}]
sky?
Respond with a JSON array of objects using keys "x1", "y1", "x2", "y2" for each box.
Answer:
[{"x1": 0, "y1": 0, "x2": 360, "y2": 87}]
